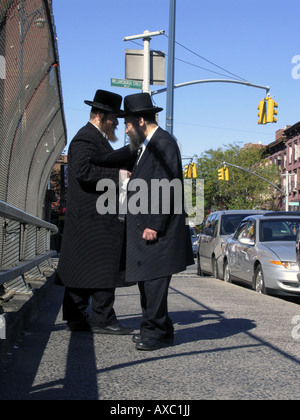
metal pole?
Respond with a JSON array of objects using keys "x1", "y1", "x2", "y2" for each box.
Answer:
[
  {"x1": 223, "y1": 161, "x2": 286, "y2": 195},
  {"x1": 166, "y1": 0, "x2": 176, "y2": 135},
  {"x1": 286, "y1": 171, "x2": 289, "y2": 211},
  {"x1": 152, "y1": 79, "x2": 270, "y2": 96},
  {"x1": 143, "y1": 30, "x2": 151, "y2": 94}
]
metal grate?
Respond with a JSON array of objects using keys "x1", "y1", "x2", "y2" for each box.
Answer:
[
  {"x1": 0, "y1": 0, "x2": 67, "y2": 216},
  {"x1": 0, "y1": 0, "x2": 66, "y2": 296}
]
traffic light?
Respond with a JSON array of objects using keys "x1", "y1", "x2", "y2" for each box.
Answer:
[
  {"x1": 266, "y1": 98, "x2": 278, "y2": 123},
  {"x1": 257, "y1": 99, "x2": 266, "y2": 124},
  {"x1": 218, "y1": 168, "x2": 225, "y2": 180},
  {"x1": 184, "y1": 165, "x2": 189, "y2": 178},
  {"x1": 224, "y1": 167, "x2": 229, "y2": 181},
  {"x1": 218, "y1": 167, "x2": 229, "y2": 181},
  {"x1": 191, "y1": 163, "x2": 197, "y2": 178}
]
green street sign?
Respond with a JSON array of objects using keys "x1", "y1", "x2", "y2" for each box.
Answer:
[
  {"x1": 111, "y1": 78, "x2": 142, "y2": 89},
  {"x1": 289, "y1": 202, "x2": 299, "y2": 206}
]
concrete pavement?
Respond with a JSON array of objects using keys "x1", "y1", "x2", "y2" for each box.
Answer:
[{"x1": 0, "y1": 263, "x2": 300, "y2": 400}]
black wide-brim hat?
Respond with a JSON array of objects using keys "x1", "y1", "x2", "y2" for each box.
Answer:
[
  {"x1": 121, "y1": 93, "x2": 163, "y2": 117},
  {"x1": 84, "y1": 90, "x2": 123, "y2": 114}
]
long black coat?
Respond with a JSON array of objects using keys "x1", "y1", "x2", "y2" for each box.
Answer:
[
  {"x1": 125, "y1": 127, "x2": 194, "y2": 283},
  {"x1": 57, "y1": 122, "x2": 136, "y2": 289}
]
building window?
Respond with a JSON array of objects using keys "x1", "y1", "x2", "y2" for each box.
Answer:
[{"x1": 289, "y1": 143, "x2": 293, "y2": 164}]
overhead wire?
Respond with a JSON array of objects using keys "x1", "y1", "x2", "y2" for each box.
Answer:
[{"x1": 171, "y1": 37, "x2": 249, "y2": 82}]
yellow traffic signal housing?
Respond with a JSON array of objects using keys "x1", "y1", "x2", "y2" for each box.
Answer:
[
  {"x1": 191, "y1": 163, "x2": 197, "y2": 178},
  {"x1": 266, "y1": 98, "x2": 278, "y2": 123},
  {"x1": 184, "y1": 164, "x2": 189, "y2": 178},
  {"x1": 218, "y1": 168, "x2": 225, "y2": 180},
  {"x1": 257, "y1": 99, "x2": 266, "y2": 124},
  {"x1": 184, "y1": 163, "x2": 197, "y2": 178},
  {"x1": 218, "y1": 167, "x2": 229, "y2": 181},
  {"x1": 224, "y1": 167, "x2": 229, "y2": 181}
]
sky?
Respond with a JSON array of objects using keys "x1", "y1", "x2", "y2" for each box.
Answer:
[{"x1": 52, "y1": 0, "x2": 300, "y2": 160}]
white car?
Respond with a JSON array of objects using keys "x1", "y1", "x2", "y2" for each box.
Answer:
[{"x1": 224, "y1": 212, "x2": 300, "y2": 296}]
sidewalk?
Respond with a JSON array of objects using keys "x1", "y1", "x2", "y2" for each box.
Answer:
[{"x1": 0, "y1": 263, "x2": 300, "y2": 400}]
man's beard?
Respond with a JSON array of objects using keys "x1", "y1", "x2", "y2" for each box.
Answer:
[
  {"x1": 106, "y1": 128, "x2": 118, "y2": 143},
  {"x1": 128, "y1": 127, "x2": 144, "y2": 151},
  {"x1": 101, "y1": 120, "x2": 118, "y2": 143}
]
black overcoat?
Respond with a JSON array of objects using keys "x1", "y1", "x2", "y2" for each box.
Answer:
[
  {"x1": 125, "y1": 127, "x2": 194, "y2": 283},
  {"x1": 57, "y1": 122, "x2": 135, "y2": 289}
]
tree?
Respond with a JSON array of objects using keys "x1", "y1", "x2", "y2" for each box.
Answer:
[{"x1": 195, "y1": 143, "x2": 281, "y2": 214}]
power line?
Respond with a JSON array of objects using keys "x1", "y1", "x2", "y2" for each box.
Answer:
[
  {"x1": 174, "y1": 57, "x2": 242, "y2": 79},
  {"x1": 172, "y1": 37, "x2": 249, "y2": 82}
]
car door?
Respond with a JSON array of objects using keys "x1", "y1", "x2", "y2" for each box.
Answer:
[
  {"x1": 235, "y1": 220, "x2": 256, "y2": 283},
  {"x1": 199, "y1": 214, "x2": 216, "y2": 272},
  {"x1": 227, "y1": 220, "x2": 248, "y2": 277}
]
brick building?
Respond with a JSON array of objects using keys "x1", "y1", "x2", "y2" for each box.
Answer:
[{"x1": 265, "y1": 121, "x2": 300, "y2": 210}]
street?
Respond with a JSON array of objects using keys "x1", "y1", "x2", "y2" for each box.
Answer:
[{"x1": 0, "y1": 263, "x2": 300, "y2": 401}]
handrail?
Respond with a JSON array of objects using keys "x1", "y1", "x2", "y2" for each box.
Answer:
[
  {"x1": 0, "y1": 251, "x2": 56, "y2": 283},
  {"x1": 0, "y1": 200, "x2": 57, "y2": 288},
  {"x1": 0, "y1": 200, "x2": 57, "y2": 232}
]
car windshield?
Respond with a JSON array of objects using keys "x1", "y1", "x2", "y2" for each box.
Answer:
[
  {"x1": 220, "y1": 214, "x2": 255, "y2": 235},
  {"x1": 260, "y1": 218, "x2": 300, "y2": 242}
]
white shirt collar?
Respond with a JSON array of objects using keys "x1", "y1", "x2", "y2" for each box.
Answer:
[
  {"x1": 146, "y1": 125, "x2": 159, "y2": 142},
  {"x1": 137, "y1": 126, "x2": 159, "y2": 164}
]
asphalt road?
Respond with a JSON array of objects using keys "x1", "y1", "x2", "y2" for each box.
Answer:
[{"x1": 1, "y1": 263, "x2": 300, "y2": 401}]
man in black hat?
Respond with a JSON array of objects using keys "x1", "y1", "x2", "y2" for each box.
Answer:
[
  {"x1": 121, "y1": 93, "x2": 194, "y2": 350},
  {"x1": 57, "y1": 90, "x2": 134, "y2": 334}
]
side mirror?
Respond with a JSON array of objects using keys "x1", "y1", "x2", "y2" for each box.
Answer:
[{"x1": 239, "y1": 237, "x2": 255, "y2": 246}]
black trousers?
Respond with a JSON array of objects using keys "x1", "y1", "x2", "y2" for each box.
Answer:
[
  {"x1": 138, "y1": 275, "x2": 173, "y2": 340},
  {"x1": 62, "y1": 287, "x2": 117, "y2": 328}
]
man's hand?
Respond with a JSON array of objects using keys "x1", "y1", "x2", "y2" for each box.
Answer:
[
  {"x1": 119, "y1": 169, "x2": 131, "y2": 183},
  {"x1": 142, "y1": 228, "x2": 158, "y2": 241}
]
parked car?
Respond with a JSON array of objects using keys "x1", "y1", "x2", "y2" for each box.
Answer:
[
  {"x1": 224, "y1": 212, "x2": 300, "y2": 296},
  {"x1": 190, "y1": 226, "x2": 198, "y2": 258},
  {"x1": 197, "y1": 210, "x2": 267, "y2": 278}
]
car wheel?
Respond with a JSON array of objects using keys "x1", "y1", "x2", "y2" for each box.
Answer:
[
  {"x1": 254, "y1": 264, "x2": 266, "y2": 294},
  {"x1": 223, "y1": 261, "x2": 231, "y2": 283}
]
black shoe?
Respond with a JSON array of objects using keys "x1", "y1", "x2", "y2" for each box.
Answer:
[
  {"x1": 136, "y1": 337, "x2": 174, "y2": 351},
  {"x1": 132, "y1": 333, "x2": 174, "y2": 343},
  {"x1": 91, "y1": 322, "x2": 133, "y2": 335},
  {"x1": 66, "y1": 317, "x2": 91, "y2": 332},
  {"x1": 132, "y1": 333, "x2": 142, "y2": 343}
]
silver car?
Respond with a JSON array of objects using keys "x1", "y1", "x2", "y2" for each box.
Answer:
[
  {"x1": 197, "y1": 210, "x2": 267, "y2": 278},
  {"x1": 224, "y1": 212, "x2": 300, "y2": 296}
]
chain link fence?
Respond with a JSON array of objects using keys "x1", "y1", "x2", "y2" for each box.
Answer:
[{"x1": 0, "y1": 0, "x2": 66, "y2": 298}]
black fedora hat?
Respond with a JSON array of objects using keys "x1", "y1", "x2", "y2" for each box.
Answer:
[
  {"x1": 84, "y1": 90, "x2": 123, "y2": 114},
  {"x1": 121, "y1": 93, "x2": 163, "y2": 117}
]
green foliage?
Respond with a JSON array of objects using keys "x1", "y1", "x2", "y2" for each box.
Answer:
[{"x1": 194, "y1": 143, "x2": 281, "y2": 214}]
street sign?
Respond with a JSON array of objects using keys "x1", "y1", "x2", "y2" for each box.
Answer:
[
  {"x1": 125, "y1": 49, "x2": 165, "y2": 86},
  {"x1": 111, "y1": 78, "x2": 142, "y2": 89},
  {"x1": 289, "y1": 202, "x2": 299, "y2": 206}
]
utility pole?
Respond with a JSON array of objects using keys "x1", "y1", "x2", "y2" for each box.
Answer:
[
  {"x1": 281, "y1": 171, "x2": 294, "y2": 212},
  {"x1": 166, "y1": 0, "x2": 176, "y2": 135}
]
